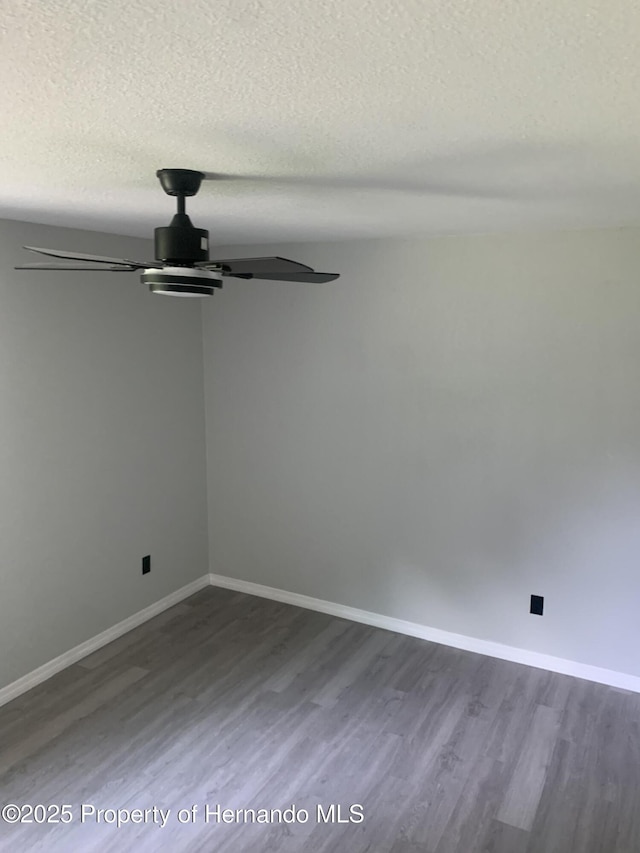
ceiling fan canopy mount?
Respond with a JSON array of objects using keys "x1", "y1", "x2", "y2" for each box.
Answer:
[{"x1": 156, "y1": 168, "x2": 205, "y2": 198}]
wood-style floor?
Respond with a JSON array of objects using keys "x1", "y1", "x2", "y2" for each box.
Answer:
[{"x1": 1, "y1": 586, "x2": 639, "y2": 852}]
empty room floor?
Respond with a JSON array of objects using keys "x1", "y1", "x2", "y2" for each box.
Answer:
[{"x1": 1, "y1": 586, "x2": 639, "y2": 852}]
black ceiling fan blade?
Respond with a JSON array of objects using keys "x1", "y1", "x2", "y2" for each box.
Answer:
[
  {"x1": 197, "y1": 256, "x2": 314, "y2": 275},
  {"x1": 228, "y1": 271, "x2": 340, "y2": 283},
  {"x1": 15, "y1": 263, "x2": 138, "y2": 271},
  {"x1": 22, "y1": 246, "x2": 161, "y2": 269}
]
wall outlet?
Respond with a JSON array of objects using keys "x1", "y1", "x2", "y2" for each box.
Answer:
[
  {"x1": 142, "y1": 555, "x2": 151, "y2": 575},
  {"x1": 530, "y1": 594, "x2": 544, "y2": 615}
]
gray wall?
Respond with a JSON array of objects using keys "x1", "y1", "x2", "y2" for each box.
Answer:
[
  {"x1": 0, "y1": 218, "x2": 208, "y2": 690},
  {"x1": 203, "y1": 228, "x2": 640, "y2": 677}
]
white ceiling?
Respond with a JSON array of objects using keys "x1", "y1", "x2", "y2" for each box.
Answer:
[{"x1": 2, "y1": 0, "x2": 640, "y2": 245}]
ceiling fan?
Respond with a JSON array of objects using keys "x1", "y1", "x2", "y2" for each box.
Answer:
[{"x1": 14, "y1": 169, "x2": 340, "y2": 297}]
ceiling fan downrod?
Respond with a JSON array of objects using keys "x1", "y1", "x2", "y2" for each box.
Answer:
[{"x1": 154, "y1": 169, "x2": 209, "y2": 266}]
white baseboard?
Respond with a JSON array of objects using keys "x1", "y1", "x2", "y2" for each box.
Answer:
[
  {"x1": 0, "y1": 574, "x2": 210, "y2": 708},
  {"x1": 209, "y1": 572, "x2": 640, "y2": 694},
  {"x1": 4, "y1": 570, "x2": 639, "y2": 708}
]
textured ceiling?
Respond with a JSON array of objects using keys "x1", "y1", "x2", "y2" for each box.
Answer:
[{"x1": 2, "y1": 0, "x2": 640, "y2": 245}]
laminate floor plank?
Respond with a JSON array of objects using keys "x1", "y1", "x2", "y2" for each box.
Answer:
[
  {"x1": 78, "y1": 603, "x2": 193, "y2": 670},
  {"x1": 0, "y1": 666, "x2": 149, "y2": 777},
  {"x1": 1, "y1": 586, "x2": 640, "y2": 852},
  {"x1": 434, "y1": 755, "x2": 509, "y2": 853},
  {"x1": 496, "y1": 703, "x2": 562, "y2": 830},
  {"x1": 481, "y1": 819, "x2": 530, "y2": 853}
]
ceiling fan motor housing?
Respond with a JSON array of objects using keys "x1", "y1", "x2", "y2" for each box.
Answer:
[{"x1": 154, "y1": 214, "x2": 209, "y2": 264}]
